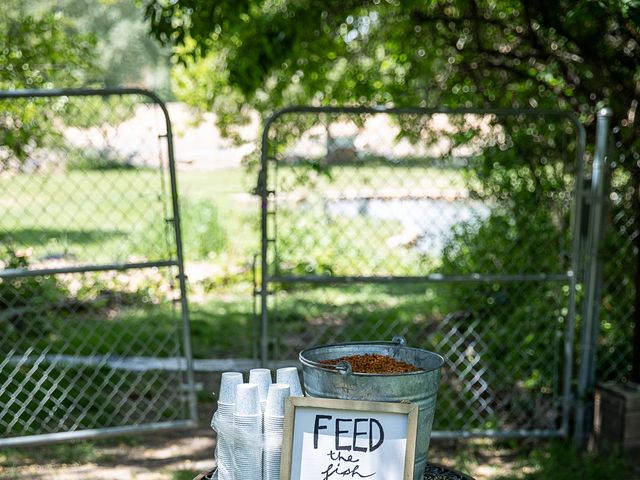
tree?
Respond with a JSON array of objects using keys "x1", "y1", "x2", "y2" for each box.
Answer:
[
  {"x1": 0, "y1": 1, "x2": 100, "y2": 167},
  {"x1": 29, "y1": 0, "x2": 172, "y2": 97},
  {"x1": 145, "y1": 0, "x2": 640, "y2": 381},
  {"x1": 145, "y1": 1, "x2": 637, "y2": 131}
]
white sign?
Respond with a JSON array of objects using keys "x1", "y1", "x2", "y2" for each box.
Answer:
[{"x1": 280, "y1": 397, "x2": 418, "y2": 480}]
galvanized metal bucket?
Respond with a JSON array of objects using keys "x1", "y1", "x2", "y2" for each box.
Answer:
[{"x1": 299, "y1": 337, "x2": 444, "y2": 480}]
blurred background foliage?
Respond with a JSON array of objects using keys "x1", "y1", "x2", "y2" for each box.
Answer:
[
  {"x1": 144, "y1": 0, "x2": 639, "y2": 382},
  {"x1": 1, "y1": 0, "x2": 637, "y2": 391},
  {"x1": 144, "y1": 0, "x2": 638, "y2": 145},
  {"x1": 0, "y1": 1, "x2": 638, "y2": 476},
  {"x1": 0, "y1": 0, "x2": 172, "y2": 168}
]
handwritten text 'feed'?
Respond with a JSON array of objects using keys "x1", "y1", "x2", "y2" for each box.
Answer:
[{"x1": 290, "y1": 407, "x2": 409, "y2": 480}]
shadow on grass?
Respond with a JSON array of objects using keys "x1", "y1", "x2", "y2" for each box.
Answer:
[
  {"x1": 493, "y1": 440, "x2": 632, "y2": 480},
  {"x1": 270, "y1": 283, "x2": 443, "y2": 353},
  {"x1": 1, "y1": 228, "x2": 126, "y2": 249},
  {"x1": 0, "y1": 441, "x2": 100, "y2": 466},
  {"x1": 189, "y1": 300, "x2": 255, "y2": 358},
  {"x1": 171, "y1": 471, "x2": 201, "y2": 480}
]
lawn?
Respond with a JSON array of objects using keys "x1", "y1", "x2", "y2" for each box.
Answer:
[
  {"x1": 0, "y1": 163, "x2": 471, "y2": 363},
  {"x1": 1, "y1": 163, "x2": 570, "y2": 438},
  {"x1": 0, "y1": 167, "x2": 256, "y2": 264},
  {"x1": 0, "y1": 164, "x2": 462, "y2": 264},
  {"x1": 0, "y1": 163, "x2": 634, "y2": 480}
]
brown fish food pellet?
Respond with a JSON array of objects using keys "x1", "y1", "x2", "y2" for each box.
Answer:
[{"x1": 320, "y1": 353, "x2": 422, "y2": 374}]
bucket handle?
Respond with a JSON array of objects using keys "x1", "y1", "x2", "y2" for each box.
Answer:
[
  {"x1": 299, "y1": 357, "x2": 354, "y2": 375},
  {"x1": 300, "y1": 336, "x2": 407, "y2": 375}
]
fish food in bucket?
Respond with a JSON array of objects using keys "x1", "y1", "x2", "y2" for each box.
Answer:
[{"x1": 299, "y1": 337, "x2": 444, "y2": 480}]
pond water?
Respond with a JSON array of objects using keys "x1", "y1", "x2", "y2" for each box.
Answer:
[{"x1": 325, "y1": 197, "x2": 491, "y2": 255}]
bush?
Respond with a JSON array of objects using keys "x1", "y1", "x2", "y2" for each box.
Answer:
[
  {"x1": 65, "y1": 147, "x2": 138, "y2": 171},
  {"x1": 0, "y1": 248, "x2": 69, "y2": 338},
  {"x1": 134, "y1": 199, "x2": 228, "y2": 261}
]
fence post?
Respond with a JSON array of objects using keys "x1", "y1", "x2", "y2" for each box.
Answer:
[
  {"x1": 574, "y1": 107, "x2": 613, "y2": 445},
  {"x1": 259, "y1": 114, "x2": 272, "y2": 367}
]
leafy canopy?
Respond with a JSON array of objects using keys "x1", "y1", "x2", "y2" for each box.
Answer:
[
  {"x1": 145, "y1": 0, "x2": 639, "y2": 150},
  {"x1": 29, "y1": 0, "x2": 172, "y2": 96},
  {"x1": 0, "y1": 1, "x2": 99, "y2": 166},
  {"x1": 145, "y1": 0, "x2": 640, "y2": 382}
]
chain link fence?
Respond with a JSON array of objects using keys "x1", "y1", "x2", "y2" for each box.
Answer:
[
  {"x1": 0, "y1": 88, "x2": 196, "y2": 446},
  {"x1": 5, "y1": 90, "x2": 624, "y2": 444},
  {"x1": 597, "y1": 130, "x2": 636, "y2": 384},
  {"x1": 258, "y1": 107, "x2": 586, "y2": 437}
]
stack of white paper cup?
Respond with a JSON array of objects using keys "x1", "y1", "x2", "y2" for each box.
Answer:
[
  {"x1": 234, "y1": 384, "x2": 263, "y2": 480},
  {"x1": 249, "y1": 368, "x2": 272, "y2": 412},
  {"x1": 214, "y1": 372, "x2": 243, "y2": 480},
  {"x1": 276, "y1": 367, "x2": 304, "y2": 397},
  {"x1": 263, "y1": 383, "x2": 291, "y2": 480}
]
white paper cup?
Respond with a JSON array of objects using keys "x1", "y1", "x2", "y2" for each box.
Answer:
[
  {"x1": 219, "y1": 371, "x2": 244, "y2": 404},
  {"x1": 249, "y1": 368, "x2": 272, "y2": 403},
  {"x1": 276, "y1": 367, "x2": 303, "y2": 397},
  {"x1": 235, "y1": 383, "x2": 261, "y2": 415},
  {"x1": 233, "y1": 413, "x2": 263, "y2": 424},
  {"x1": 234, "y1": 413, "x2": 263, "y2": 480},
  {"x1": 264, "y1": 416, "x2": 285, "y2": 429},
  {"x1": 215, "y1": 403, "x2": 237, "y2": 480},
  {"x1": 264, "y1": 390, "x2": 286, "y2": 480},
  {"x1": 265, "y1": 383, "x2": 290, "y2": 417},
  {"x1": 216, "y1": 402, "x2": 235, "y2": 418}
]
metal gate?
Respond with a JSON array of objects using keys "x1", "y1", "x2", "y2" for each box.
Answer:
[
  {"x1": 257, "y1": 107, "x2": 587, "y2": 438},
  {"x1": 0, "y1": 88, "x2": 196, "y2": 446}
]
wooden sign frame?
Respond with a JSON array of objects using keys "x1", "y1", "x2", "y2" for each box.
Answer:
[{"x1": 280, "y1": 397, "x2": 419, "y2": 480}]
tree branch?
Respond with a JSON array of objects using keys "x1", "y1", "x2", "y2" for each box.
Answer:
[{"x1": 410, "y1": 9, "x2": 508, "y2": 29}]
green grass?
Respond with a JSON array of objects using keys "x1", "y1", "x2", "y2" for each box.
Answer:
[
  {"x1": 0, "y1": 167, "x2": 258, "y2": 445},
  {"x1": 275, "y1": 209, "x2": 438, "y2": 277},
  {"x1": 0, "y1": 168, "x2": 256, "y2": 264},
  {"x1": 427, "y1": 439, "x2": 633, "y2": 479},
  {"x1": 1, "y1": 285, "x2": 256, "y2": 359},
  {"x1": 170, "y1": 470, "x2": 202, "y2": 480},
  {"x1": 0, "y1": 163, "x2": 564, "y2": 438},
  {"x1": 0, "y1": 364, "x2": 185, "y2": 438},
  {"x1": 495, "y1": 440, "x2": 632, "y2": 480},
  {"x1": 1, "y1": 165, "x2": 449, "y2": 266},
  {"x1": 0, "y1": 277, "x2": 561, "y2": 434},
  {"x1": 0, "y1": 441, "x2": 99, "y2": 466},
  {"x1": 429, "y1": 439, "x2": 634, "y2": 480},
  {"x1": 273, "y1": 164, "x2": 469, "y2": 193}
]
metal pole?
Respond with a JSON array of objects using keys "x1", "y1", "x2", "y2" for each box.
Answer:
[
  {"x1": 0, "y1": 260, "x2": 178, "y2": 279},
  {"x1": 158, "y1": 98, "x2": 198, "y2": 423},
  {"x1": 0, "y1": 420, "x2": 195, "y2": 448},
  {"x1": 259, "y1": 116, "x2": 273, "y2": 367},
  {"x1": 562, "y1": 118, "x2": 587, "y2": 436},
  {"x1": 574, "y1": 107, "x2": 612, "y2": 445}
]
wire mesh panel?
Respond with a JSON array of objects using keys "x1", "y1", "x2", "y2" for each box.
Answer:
[
  {"x1": 0, "y1": 89, "x2": 195, "y2": 445},
  {"x1": 259, "y1": 107, "x2": 585, "y2": 437},
  {"x1": 597, "y1": 137, "x2": 635, "y2": 384}
]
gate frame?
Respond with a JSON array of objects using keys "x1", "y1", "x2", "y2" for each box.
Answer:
[
  {"x1": 0, "y1": 87, "x2": 197, "y2": 447},
  {"x1": 574, "y1": 108, "x2": 613, "y2": 444},
  {"x1": 258, "y1": 106, "x2": 587, "y2": 439}
]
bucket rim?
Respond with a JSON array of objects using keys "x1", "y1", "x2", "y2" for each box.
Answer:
[{"x1": 298, "y1": 340, "x2": 444, "y2": 376}]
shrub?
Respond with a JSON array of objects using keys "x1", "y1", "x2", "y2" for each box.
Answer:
[{"x1": 134, "y1": 199, "x2": 228, "y2": 261}]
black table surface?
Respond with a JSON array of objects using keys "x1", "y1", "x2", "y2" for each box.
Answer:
[{"x1": 194, "y1": 464, "x2": 474, "y2": 480}]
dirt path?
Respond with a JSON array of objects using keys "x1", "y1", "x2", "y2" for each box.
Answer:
[
  {"x1": 7, "y1": 433, "x2": 214, "y2": 480},
  {"x1": 0, "y1": 415, "x2": 511, "y2": 480},
  {"x1": 0, "y1": 403, "x2": 217, "y2": 480},
  {"x1": 7, "y1": 401, "x2": 617, "y2": 480}
]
